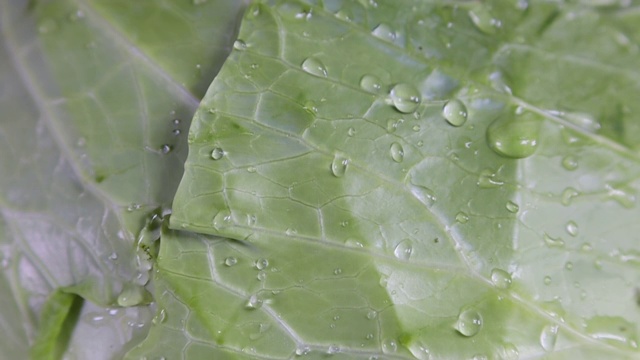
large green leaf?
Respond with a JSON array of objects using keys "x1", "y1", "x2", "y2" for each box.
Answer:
[
  {"x1": 0, "y1": 0, "x2": 246, "y2": 357},
  {"x1": 169, "y1": 0, "x2": 640, "y2": 358}
]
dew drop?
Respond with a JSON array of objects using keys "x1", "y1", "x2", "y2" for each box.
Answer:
[
  {"x1": 347, "y1": 127, "x2": 356, "y2": 137},
  {"x1": 211, "y1": 147, "x2": 224, "y2": 160},
  {"x1": 505, "y1": 201, "x2": 519, "y2": 213},
  {"x1": 543, "y1": 276, "x2": 552, "y2": 285},
  {"x1": 390, "y1": 83, "x2": 420, "y2": 113},
  {"x1": 581, "y1": 242, "x2": 593, "y2": 252},
  {"x1": 390, "y1": 142, "x2": 404, "y2": 163},
  {"x1": 455, "y1": 308, "x2": 483, "y2": 337},
  {"x1": 212, "y1": 209, "x2": 233, "y2": 230},
  {"x1": 442, "y1": 99, "x2": 468, "y2": 127},
  {"x1": 333, "y1": 268, "x2": 342, "y2": 275},
  {"x1": 561, "y1": 187, "x2": 580, "y2": 206},
  {"x1": 543, "y1": 233, "x2": 565, "y2": 248},
  {"x1": 565, "y1": 262, "x2": 573, "y2": 271},
  {"x1": 117, "y1": 285, "x2": 146, "y2": 307},
  {"x1": 301, "y1": 57, "x2": 327, "y2": 77},
  {"x1": 295, "y1": 346, "x2": 311, "y2": 356},
  {"x1": 233, "y1": 39, "x2": 247, "y2": 50},
  {"x1": 152, "y1": 308, "x2": 167, "y2": 325},
  {"x1": 371, "y1": 23, "x2": 396, "y2": 42},
  {"x1": 566, "y1": 221, "x2": 579, "y2": 236},
  {"x1": 108, "y1": 252, "x2": 118, "y2": 261},
  {"x1": 490, "y1": 268, "x2": 512, "y2": 289},
  {"x1": 409, "y1": 184, "x2": 437, "y2": 207},
  {"x1": 456, "y1": 212, "x2": 469, "y2": 224},
  {"x1": 330, "y1": 155, "x2": 349, "y2": 177},
  {"x1": 160, "y1": 144, "x2": 172, "y2": 154},
  {"x1": 327, "y1": 344, "x2": 340, "y2": 355},
  {"x1": 382, "y1": 339, "x2": 398, "y2": 353},
  {"x1": 393, "y1": 239, "x2": 413, "y2": 260},
  {"x1": 345, "y1": 238, "x2": 364, "y2": 248},
  {"x1": 246, "y1": 294, "x2": 263, "y2": 309},
  {"x1": 303, "y1": 100, "x2": 318, "y2": 114},
  {"x1": 468, "y1": 5, "x2": 500, "y2": 34},
  {"x1": 255, "y1": 258, "x2": 269, "y2": 270},
  {"x1": 387, "y1": 119, "x2": 401, "y2": 132},
  {"x1": 487, "y1": 116, "x2": 540, "y2": 159},
  {"x1": 257, "y1": 271, "x2": 267, "y2": 281},
  {"x1": 477, "y1": 169, "x2": 504, "y2": 188},
  {"x1": 360, "y1": 74, "x2": 382, "y2": 93},
  {"x1": 562, "y1": 155, "x2": 578, "y2": 171},
  {"x1": 172, "y1": 129, "x2": 181, "y2": 136},
  {"x1": 412, "y1": 125, "x2": 421, "y2": 132},
  {"x1": 540, "y1": 324, "x2": 559, "y2": 351},
  {"x1": 334, "y1": 9, "x2": 352, "y2": 22},
  {"x1": 224, "y1": 257, "x2": 237, "y2": 267},
  {"x1": 366, "y1": 310, "x2": 378, "y2": 320}
]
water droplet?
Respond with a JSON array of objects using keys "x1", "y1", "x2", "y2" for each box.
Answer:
[
  {"x1": 607, "y1": 185, "x2": 636, "y2": 208},
  {"x1": 487, "y1": 116, "x2": 540, "y2": 159},
  {"x1": 477, "y1": 169, "x2": 504, "y2": 188},
  {"x1": 371, "y1": 23, "x2": 396, "y2": 42},
  {"x1": 390, "y1": 84, "x2": 420, "y2": 113},
  {"x1": 382, "y1": 339, "x2": 398, "y2": 353},
  {"x1": 565, "y1": 262, "x2": 573, "y2": 271},
  {"x1": 334, "y1": 9, "x2": 352, "y2": 22},
  {"x1": 172, "y1": 129, "x2": 181, "y2": 136},
  {"x1": 456, "y1": 212, "x2": 470, "y2": 224},
  {"x1": 387, "y1": 119, "x2": 401, "y2": 132},
  {"x1": 127, "y1": 203, "x2": 141, "y2": 212},
  {"x1": 172, "y1": 118, "x2": 181, "y2": 126},
  {"x1": 543, "y1": 276, "x2": 552, "y2": 285},
  {"x1": 295, "y1": 346, "x2": 311, "y2": 356},
  {"x1": 108, "y1": 252, "x2": 118, "y2": 261},
  {"x1": 152, "y1": 308, "x2": 167, "y2": 325},
  {"x1": 540, "y1": 325, "x2": 559, "y2": 351},
  {"x1": 562, "y1": 155, "x2": 578, "y2": 170},
  {"x1": 301, "y1": 57, "x2": 327, "y2": 77},
  {"x1": 543, "y1": 233, "x2": 565, "y2": 248},
  {"x1": 505, "y1": 201, "x2": 519, "y2": 213},
  {"x1": 117, "y1": 285, "x2": 146, "y2": 307},
  {"x1": 326, "y1": 344, "x2": 340, "y2": 354},
  {"x1": 490, "y1": 268, "x2": 512, "y2": 289},
  {"x1": 333, "y1": 268, "x2": 342, "y2": 275},
  {"x1": 212, "y1": 210, "x2": 233, "y2": 230},
  {"x1": 246, "y1": 294, "x2": 263, "y2": 309},
  {"x1": 347, "y1": 127, "x2": 356, "y2": 137},
  {"x1": 285, "y1": 228, "x2": 298, "y2": 236},
  {"x1": 211, "y1": 147, "x2": 224, "y2": 160},
  {"x1": 566, "y1": 221, "x2": 579, "y2": 236},
  {"x1": 412, "y1": 125, "x2": 421, "y2": 132},
  {"x1": 233, "y1": 39, "x2": 247, "y2": 50},
  {"x1": 390, "y1": 142, "x2": 404, "y2": 162},
  {"x1": 366, "y1": 333, "x2": 374, "y2": 340},
  {"x1": 345, "y1": 238, "x2": 364, "y2": 248},
  {"x1": 468, "y1": 5, "x2": 500, "y2": 34},
  {"x1": 366, "y1": 310, "x2": 378, "y2": 319},
  {"x1": 443, "y1": 99, "x2": 468, "y2": 127},
  {"x1": 455, "y1": 308, "x2": 483, "y2": 337},
  {"x1": 360, "y1": 74, "x2": 382, "y2": 93},
  {"x1": 224, "y1": 257, "x2": 237, "y2": 267},
  {"x1": 561, "y1": 187, "x2": 579, "y2": 206},
  {"x1": 393, "y1": 239, "x2": 413, "y2": 260},
  {"x1": 160, "y1": 144, "x2": 172, "y2": 154},
  {"x1": 581, "y1": 243, "x2": 593, "y2": 252},
  {"x1": 409, "y1": 184, "x2": 437, "y2": 207},
  {"x1": 303, "y1": 100, "x2": 318, "y2": 114},
  {"x1": 255, "y1": 258, "x2": 269, "y2": 270},
  {"x1": 257, "y1": 271, "x2": 267, "y2": 281},
  {"x1": 330, "y1": 155, "x2": 349, "y2": 177}
]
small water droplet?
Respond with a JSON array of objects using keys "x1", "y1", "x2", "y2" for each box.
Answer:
[
  {"x1": 455, "y1": 308, "x2": 483, "y2": 337},
  {"x1": 360, "y1": 74, "x2": 382, "y2": 93},
  {"x1": 345, "y1": 238, "x2": 364, "y2": 248},
  {"x1": 382, "y1": 339, "x2": 398, "y2": 353},
  {"x1": 371, "y1": 23, "x2": 396, "y2": 42},
  {"x1": 211, "y1": 147, "x2": 224, "y2": 160},
  {"x1": 347, "y1": 127, "x2": 356, "y2": 137},
  {"x1": 562, "y1": 155, "x2": 578, "y2": 170},
  {"x1": 501, "y1": 343, "x2": 519, "y2": 360},
  {"x1": 334, "y1": 9, "x2": 352, "y2": 21},
  {"x1": 487, "y1": 116, "x2": 540, "y2": 159},
  {"x1": 233, "y1": 39, "x2": 247, "y2": 50},
  {"x1": 443, "y1": 99, "x2": 468, "y2": 127},
  {"x1": 581, "y1": 243, "x2": 593, "y2": 252},
  {"x1": 152, "y1": 308, "x2": 167, "y2": 325},
  {"x1": 477, "y1": 169, "x2": 504, "y2": 188},
  {"x1": 390, "y1": 84, "x2": 420, "y2": 113},
  {"x1": 257, "y1": 271, "x2": 267, "y2": 281},
  {"x1": 326, "y1": 344, "x2": 340, "y2": 355},
  {"x1": 468, "y1": 5, "x2": 500, "y2": 34},
  {"x1": 160, "y1": 144, "x2": 172, "y2": 154},
  {"x1": 301, "y1": 57, "x2": 327, "y2": 77},
  {"x1": 333, "y1": 268, "x2": 342, "y2": 275},
  {"x1": 212, "y1": 210, "x2": 233, "y2": 230},
  {"x1": 412, "y1": 125, "x2": 421, "y2": 132},
  {"x1": 285, "y1": 228, "x2": 298, "y2": 236},
  {"x1": 255, "y1": 258, "x2": 269, "y2": 270},
  {"x1": 172, "y1": 129, "x2": 181, "y2": 136},
  {"x1": 490, "y1": 268, "x2": 512, "y2": 289},
  {"x1": 565, "y1": 262, "x2": 574, "y2": 271},
  {"x1": 543, "y1": 276, "x2": 552, "y2": 285},
  {"x1": 540, "y1": 324, "x2": 559, "y2": 351},
  {"x1": 505, "y1": 201, "x2": 519, "y2": 213},
  {"x1": 566, "y1": 221, "x2": 579, "y2": 236},
  {"x1": 224, "y1": 257, "x2": 237, "y2": 267},
  {"x1": 390, "y1": 142, "x2": 404, "y2": 163},
  {"x1": 172, "y1": 118, "x2": 181, "y2": 126},
  {"x1": 393, "y1": 239, "x2": 413, "y2": 260},
  {"x1": 303, "y1": 100, "x2": 318, "y2": 114},
  {"x1": 386, "y1": 119, "x2": 401, "y2": 132},
  {"x1": 117, "y1": 285, "x2": 146, "y2": 307},
  {"x1": 295, "y1": 346, "x2": 311, "y2": 356},
  {"x1": 409, "y1": 184, "x2": 437, "y2": 207},
  {"x1": 246, "y1": 294, "x2": 263, "y2": 309},
  {"x1": 543, "y1": 233, "x2": 565, "y2": 248},
  {"x1": 366, "y1": 310, "x2": 378, "y2": 320},
  {"x1": 561, "y1": 187, "x2": 580, "y2": 206},
  {"x1": 330, "y1": 155, "x2": 349, "y2": 177},
  {"x1": 366, "y1": 333, "x2": 374, "y2": 340},
  {"x1": 456, "y1": 212, "x2": 469, "y2": 224}
]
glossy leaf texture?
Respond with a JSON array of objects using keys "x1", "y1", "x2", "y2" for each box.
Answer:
[
  {"x1": 170, "y1": 0, "x2": 640, "y2": 358},
  {"x1": 0, "y1": 0, "x2": 247, "y2": 358}
]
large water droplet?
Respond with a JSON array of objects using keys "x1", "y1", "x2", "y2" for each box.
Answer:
[
  {"x1": 540, "y1": 325, "x2": 559, "y2": 351},
  {"x1": 211, "y1": 147, "x2": 225, "y2": 160},
  {"x1": 371, "y1": 23, "x2": 396, "y2": 42},
  {"x1": 117, "y1": 285, "x2": 146, "y2": 307},
  {"x1": 487, "y1": 114, "x2": 540, "y2": 159},
  {"x1": 505, "y1": 201, "x2": 519, "y2": 213},
  {"x1": 490, "y1": 268, "x2": 512, "y2": 289},
  {"x1": 233, "y1": 39, "x2": 247, "y2": 50},
  {"x1": 390, "y1": 83, "x2": 420, "y2": 113},
  {"x1": 302, "y1": 57, "x2": 327, "y2": 77},
  {"x1": 331, "y1": 155, "x2": 349, "y2": 177},
  {"x1": 442, "y1": 99, "x2": 468, "y2": 127},
  {"x1": 224, "y1": 257, "x2": 237, "y2": 267},
  {"x1": 255, "y1": 258, "x2": 269, "y2": 270},
  {"x1": 360, "y1": 74, "x2": 382, "y2": 93},
  {"x1": 455, "y1": 308, "x2": 483, "y2": 337},
  {"x1": 390, "y1": 142, "x2": 404, "y2": 162},
  {"x1": 393, "y1": 239, "x2": 413, "y2": 260}
]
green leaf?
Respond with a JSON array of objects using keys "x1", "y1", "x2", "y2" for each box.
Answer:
[
  {"x1": 30, "y1": 290, "x2": 81, "y2": 360},
  {"x1": 170, "y1": 0, "x2": 640, "y2": 358}
]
